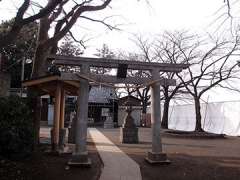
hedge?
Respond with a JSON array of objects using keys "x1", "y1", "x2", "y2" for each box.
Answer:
[{"x1": 0, "y1": 96, "x2": 34, "y2": 159}]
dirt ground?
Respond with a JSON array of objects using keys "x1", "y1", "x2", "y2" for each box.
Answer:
[
  {"x1": 0, "y1": 136, "x2": 102, "y2": 180},
  {"x1": 1, "y1": 127, "x2": 240, "y2": 180},
  {"x1": 99, "y1": 128, "x2": 240, "y2": 180}
]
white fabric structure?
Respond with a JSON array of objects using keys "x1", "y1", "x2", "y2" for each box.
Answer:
[{"x1": 168, "y1": 101, "x2": 240, "y2": 136}]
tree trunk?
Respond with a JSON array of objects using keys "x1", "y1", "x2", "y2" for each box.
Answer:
[
  {"x1": 142, "y1": 100, "x2": 147, "y2": 114},
  {"x1": 27, "y1": 88, "x2": 41, "y2": 151},
  {"x1": 141, "y1": 99, "x2": 148, "y2": 126},
  {"x1": 32, "y1": 16, "x2": 51, "y2": 78},
  {"x1": 194, "y1": 97, "x2": 204, "y2": 132},
  {"x1": 29, "y1": 16, "x2": 52, "y2": 150},
  {"x1": 31, "y1": 44, "x2": 50, "y2": 77},
  {"x1": 161, "y1": 98, "x2": 170, "y2": 129}
]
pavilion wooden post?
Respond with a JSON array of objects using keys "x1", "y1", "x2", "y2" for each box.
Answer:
[
  {"x1": 59, "y1": 89, "x2": 67, "y2": 150},
  {"x1": 145, "y1": 69, "x2": 170, "y2": 164},
  {"x1": 60, "y1": 89, "x2": 65, "y2": 129},
  {"x1": 68, "y1": 64, "x2": 91, "y2": 166},
  {"x1": 52, "y1": 82, "x2": 61, "y2": 151}
]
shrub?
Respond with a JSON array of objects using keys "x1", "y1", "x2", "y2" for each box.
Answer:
[{"x1": 0, "y1": 96, "x2": 34, "y2": 159}]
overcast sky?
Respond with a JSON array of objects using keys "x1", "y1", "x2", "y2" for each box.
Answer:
[
  {"x1": 1, "y1": 0, "x2": 240, "y2": 102},
  {"x1": 76, "y1": 0, "x2": 235, "y2": 55},
  {"x1": 0, "y1": 0, "x2": 235, "y2": 54}
]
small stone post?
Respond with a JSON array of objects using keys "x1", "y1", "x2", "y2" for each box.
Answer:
[
  {"x1": 68, "y1": 65, "x2": 91, "y2": 166},
  {"x1": 68, "y1": 112, "x2": 76, "y2": 143},
  {"x1": 145, "y1": 70, "x2": 170, "y2": 164},
  {"x1": 104, "y1": 109, "x2": 114, "y2": 128}
]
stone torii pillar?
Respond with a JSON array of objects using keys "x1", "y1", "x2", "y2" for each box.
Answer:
[
  {"x1": 68, "y1": 64, "x2": 91, "y2": 166},
  {"x1": 146, "y1": 69, "x2": 170, "y2": 164}
]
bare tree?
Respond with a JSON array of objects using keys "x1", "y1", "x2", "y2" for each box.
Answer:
[
  {"x1": 0, "y1": 0, "x2": 64, "y2": 49},
  {"x1": 153, "y1": 31, "x2": 199, "y2": 129},
  {"x1": 177, "y1": 36, "x2": 240, "y2": 132},
  {"x1": 132, "y1": 32, "x2": 197, "y2": 128},
  {"x1": 32, "y1": 0, "x2": 113, "y2": 77}
]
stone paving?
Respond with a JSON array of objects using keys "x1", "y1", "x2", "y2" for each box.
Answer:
[{"x1": 88, "y1": 128, "x2": 142, "y2": 180}]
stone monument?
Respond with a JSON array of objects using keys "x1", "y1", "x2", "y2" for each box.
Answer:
[{"x1": 120, "y1": 100, "x2": 139, "y2": 143}]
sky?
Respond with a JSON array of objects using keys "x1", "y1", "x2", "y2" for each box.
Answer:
[
  {"x1": 0, "y1": 0, "x2": 233, "y2": 53},
  {"x1": 1, "y1": 0, "x2": 240, "y2": 102},
  {"x1": 77, "y1": 0, "x2": 234, "y2": 54}
]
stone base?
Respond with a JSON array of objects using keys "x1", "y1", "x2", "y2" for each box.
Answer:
[
  {"x1": 59, "y1": 128, "x2": 67, "y2": 150},
  {"x1": 44, "y1": 145, "x2": 72, "y2": 155},
  {"x1": 44, "y1": 148, "x2": 60, "y2": 155},
  {"x1": 104, "y1": 122, "x2": 114, "y2": 129},
  {"x1": 68, "y1": 127, "x2": 75, "y2": 144},
  {"x1": 145, "y1": 152, "x2": 171, "y2": 164},
  {"x1": 58, "y1": 146, "x2": 72, "y2": 155},
  {"x1": 68, "y1": 153, "x2": 91, "y2": 167},
  {"x1": 120, "y1": 127, "x2": 139, "y2": 144},
  {"x1": 51, "y1": 143, "x2": 59, "y2": 152}
]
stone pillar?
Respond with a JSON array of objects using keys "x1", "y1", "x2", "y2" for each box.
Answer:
[
  {"x1": 68, "y1": 112, "x2": 76, "y2": 143},
  {"x1": 104, "y1": 116, "x2": 114, "y2": 128},
  {"x1": 52, "y1": 83, "x2": 61, "y2": 151},
  {"x1": 146, "y1": 70, "x2": 170, "y2": 164},
  {"x1": 104, "y1": 109, "x2": 114, "y2": 128},
  {"x1": 59, "y1": 89, "x2": 67, "y2": 151},
  {"x1": 68, "y1": 65, "x2": 91, "y2": 166}
]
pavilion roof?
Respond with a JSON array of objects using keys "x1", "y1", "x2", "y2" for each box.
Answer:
[{"x1": 22, "y1": 75, "x2": 79, "y2": 96}]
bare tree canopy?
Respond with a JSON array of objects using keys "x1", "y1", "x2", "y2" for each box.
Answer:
[
  {"x1": 177, "y1": 35, "x2": 240, "y2": 131},
  {"x1": 31, "y1": 0, "x2": 112, "y2": 77},
  {"x1": 0, "y1": 0, "x2": 64, "y2": 49}
]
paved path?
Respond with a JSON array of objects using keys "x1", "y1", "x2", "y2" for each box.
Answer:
[{"x1": 88, "y1": 128, "x2": 142, "y2": 180}]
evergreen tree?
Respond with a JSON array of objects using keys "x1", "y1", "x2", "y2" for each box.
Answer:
[
  {"x1": 0, "y1": 19, "x2": 38, "y2": 87},
  {"x1": 58, "y1": 34, "x2": 83, "y2": 56}
]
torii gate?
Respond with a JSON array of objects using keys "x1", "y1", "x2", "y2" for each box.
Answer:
[
  {"x1": 52, "y1": 55, "x2": 188, "y2": 165},
  {"x1": 23, "y1": 55, "x2": 188, "y2": 166}
]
